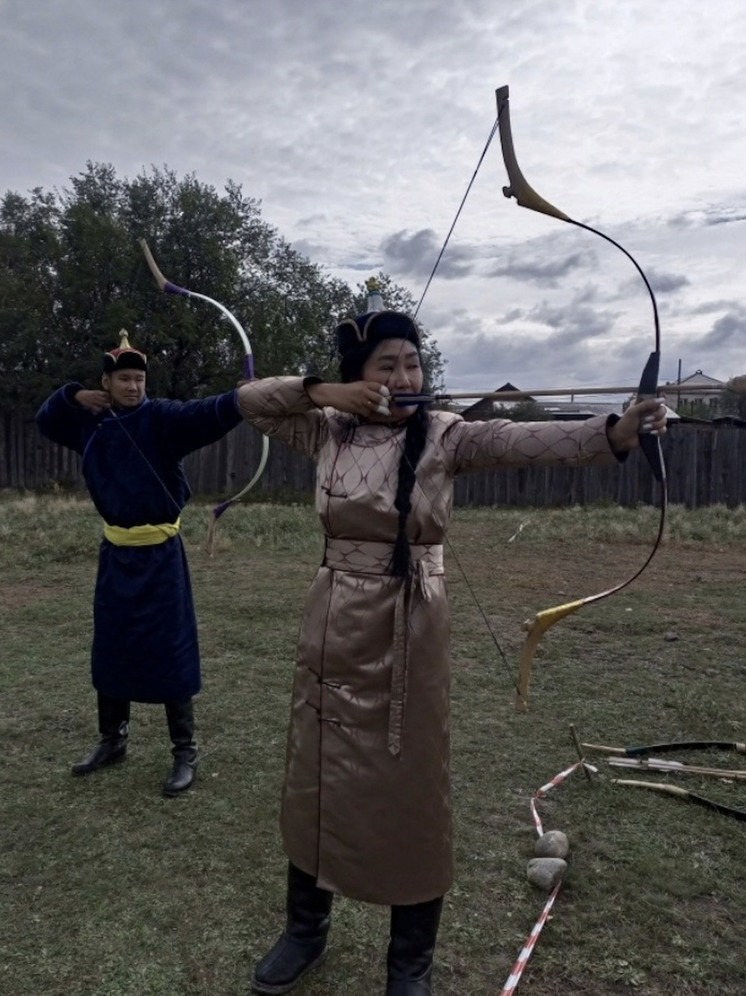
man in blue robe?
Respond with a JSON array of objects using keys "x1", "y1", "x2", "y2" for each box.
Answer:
[{"x1": 36, "y1": 330, "x2": 243, "y2": 795}]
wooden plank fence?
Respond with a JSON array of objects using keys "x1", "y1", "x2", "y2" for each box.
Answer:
[{"x1": 3, "y1": 410, "x2": 745, "y2": 508}]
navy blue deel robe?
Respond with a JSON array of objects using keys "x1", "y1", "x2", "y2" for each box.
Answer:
[{"x1": 36, "y1": 385, "x2": 242, "y2": 703}]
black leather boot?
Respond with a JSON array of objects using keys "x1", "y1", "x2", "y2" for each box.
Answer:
[
  {"x1": 163, "y1": 699, "x2": 198, "y2": 796},
  {"x1": 72, "y1": 693, "x2": 130, "y2": 775},
  {"x1": 251, "y1": 862, "x2": 333, "y2": 994},
  {"x1": 386, "y1": 896, "x2": 443, "y2": 995}
]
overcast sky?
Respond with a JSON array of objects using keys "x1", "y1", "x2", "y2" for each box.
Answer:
[{"x1": 3, "y1": 0, "x2": 745, "y2": 395}]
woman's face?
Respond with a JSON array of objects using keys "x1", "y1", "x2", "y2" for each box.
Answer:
[{"x1": 361, "y1": 338, "x2": 424, "y2": 421}]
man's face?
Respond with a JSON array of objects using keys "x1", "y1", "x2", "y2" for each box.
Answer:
[{"x1": 102, "y1": 369, "x2": 146, "y2": 407}]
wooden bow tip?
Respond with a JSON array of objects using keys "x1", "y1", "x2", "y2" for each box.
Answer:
[
  {"x1": 496, "y1": 84, "x2": 571, "y2": 223},
  {"x1": 514, "y1": 599, "x2": 585, "y2": 711},
  {"x1": 139, "y1": 238, "x2": 169, "y2": 292}
]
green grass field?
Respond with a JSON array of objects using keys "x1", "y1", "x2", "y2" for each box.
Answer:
[{"x1": 2, "y1": 494, "x2": 745, "y2": 995}]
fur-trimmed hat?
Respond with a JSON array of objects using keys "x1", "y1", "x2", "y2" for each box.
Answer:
[{"x1": 103, "y1": 329, "x2": 147, "y2": 373}]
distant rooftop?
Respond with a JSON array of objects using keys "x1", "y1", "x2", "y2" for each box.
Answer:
[{"x1": 662, "y1": 370, "x2": 724, "y2": 395}]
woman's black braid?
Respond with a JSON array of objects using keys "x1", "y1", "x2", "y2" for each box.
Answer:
[{"x1": 390, "y1": 405, "x2": 430, "y2": 578}]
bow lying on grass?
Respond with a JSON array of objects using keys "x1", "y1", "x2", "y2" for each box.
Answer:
[
  {"x1": 612, "y1": 779, "x2": 746, "y2": 822},
  {"x1": 582, "y1": 739, "x2": 746, "y2": 756},
  {"x1": 607, "y1": 757, "x2": 746, "y2": 781},
  {"x1": 139, "y1": 239, "x2": 270, "y2": 552}
]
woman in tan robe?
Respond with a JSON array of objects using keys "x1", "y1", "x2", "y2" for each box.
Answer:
[{"x1": 237, "y1": 302, "x2": 666, "y2": 996}]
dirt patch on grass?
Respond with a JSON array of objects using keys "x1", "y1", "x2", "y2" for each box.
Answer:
[{"x1": 0, "y1": 583, "x2": 60, "y2": 610}]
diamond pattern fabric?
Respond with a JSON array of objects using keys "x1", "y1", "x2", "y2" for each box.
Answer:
[{"x1": 238, "y1": 378, "x2": 616, "y2": 904}]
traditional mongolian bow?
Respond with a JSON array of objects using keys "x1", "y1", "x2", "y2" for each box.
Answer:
[
  {"x1": 582, "y1": 739, "x2": 746, "y2": 757},
  {"x1": 607, "y1": 757, "x2": 746, "y2": 781},
  {"x1": 572, "y1": 728, "x2": 746, "y2": 817},
  {"x1": 379, "y1": 86, "x2": 672, "y2": 709},
  {"x1": 139, "y1": 239, "x2": 270, "y2": 551},
  {"x1": 611, "y1": 779, "x2": 746, "y2": 822},
  {"x1": 493, "y1": 86, "x2": 669, "y2": 710}
]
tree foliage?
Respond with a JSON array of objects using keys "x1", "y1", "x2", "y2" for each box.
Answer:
[
  {"x1": 675, "y1": 387, "x2": 746, "y2": 421},
  {"x1": 490, "y1": 400, "x2": 552, "y2": 422},
  {"x1": 714, "y1": 381, "x2": 746, "y2": 420},
  {"x1": 1, "y1": 163, "x2": 443, "y2": 407}
]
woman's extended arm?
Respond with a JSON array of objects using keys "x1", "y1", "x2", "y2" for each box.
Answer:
[
  {"x1": 441, "y1": 398, "x2": 667, "y2": 475},
  {"x1": 237, "y1": 376, "x2": 325, "y2": 457}
]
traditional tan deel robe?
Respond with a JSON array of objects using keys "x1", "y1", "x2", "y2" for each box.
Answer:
[{"x1": 238, "y1": 377, "x2": 617, "y2": 905}]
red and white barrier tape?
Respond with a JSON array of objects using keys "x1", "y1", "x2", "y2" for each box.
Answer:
[
  {"x1": 499, "y1": 883, "x2": 561, "y2": 995},
  {"x1": 529, "y1": 759, "x2": 590, "y2": 836},
  {"x1": 498, "y1": 758, "x2": 596, "y2": 995}
]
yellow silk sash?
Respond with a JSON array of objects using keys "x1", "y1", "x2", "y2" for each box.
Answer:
[{"x1": 103, "y1": 518, "x2": 181, "y2": 546}]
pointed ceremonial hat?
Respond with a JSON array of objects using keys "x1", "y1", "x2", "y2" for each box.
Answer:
[
  {"x1": 336, "y1": 278, "x2": 420, "y2": 358},
  {"x1": 103, "y1": 329, "x2": 147, "y2": 372}
]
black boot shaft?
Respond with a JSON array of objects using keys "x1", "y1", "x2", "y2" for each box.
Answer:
[
  {"x1": 386, "y1": 897, "x2": 443, "y2": 995},
  {"x1": 163, "y1": 699, "x2": 198, "y2": 795},
  {"x1": 71, "y1": 694, "x2": 129, "y2": 776},
  {"x1": 97, "y1": 692, "x2": 130, "y2": 738},
  {"x1": 251, "y1": 863, "x2": 333, "y2": 994},
  {"x1": 164, "y1": 699, "x2": 196, "y2": 754}
]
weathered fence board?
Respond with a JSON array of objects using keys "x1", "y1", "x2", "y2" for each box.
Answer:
[{"x1": 3, "y1": 410, "x2": 744, "y2": 508}]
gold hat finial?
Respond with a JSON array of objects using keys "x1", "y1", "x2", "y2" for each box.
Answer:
[{"x1": 103, "y1": 329, "x2": 147, "y2": 372}]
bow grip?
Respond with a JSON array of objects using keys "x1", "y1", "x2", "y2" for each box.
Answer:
[{"x1": 636, "y1": 351, "x2": 664, "y2": 482}]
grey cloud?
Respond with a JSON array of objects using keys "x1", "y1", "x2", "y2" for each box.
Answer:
[
  {"x1": 490, "y1": 250, "x2": 597, "y2": 287},
  {"x1": 668, "y1": 204, "x2": 746, "y2": 229},
  {"x1": 527, "y1": 300, "x2": 618, "y2": 344},
  {"x1": 691, "y1": 299, "x2": 741, "y2": 315},
  {"x1": 440, "y1": 323, "x2": 645, "y2": 390},
  {"x1": 705, "y1": 211, "x2": 746, "y2": 227},
  {"x1": 702, "y1": 307, "x2": 746, "y2": 347},
  {"x1": 420, "y1": 294, "x2": 703, "y2": 391},
  {"x1": 381, "y1": 229, "x2": 476, "y2": 280},
  {"x1": 650, "y1": 271, "x2": 690, "y2": 294},
  {"x1": 614, "y1": 334, "x2": 660, "y2": 365},
  {"x1": 4, "y1": 1, "x2": 746, "y2": 396},
  {"x1": 621, "y1": 269, "x2": 690, "y2": 296},
  {"x1": 442, "y1": 330, "x2": 559, "y2": 383}
]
